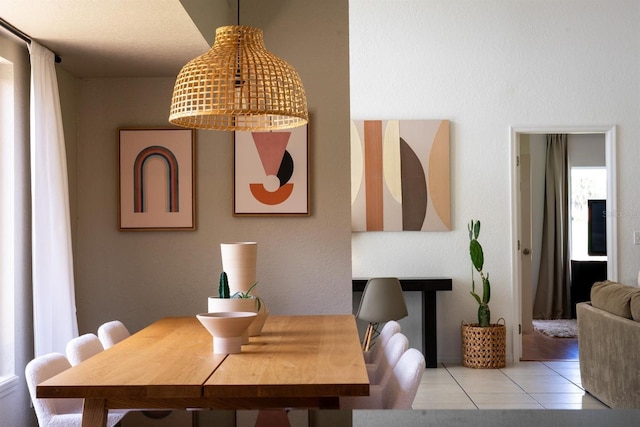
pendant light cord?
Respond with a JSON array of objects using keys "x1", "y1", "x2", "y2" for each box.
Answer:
[{"x1": 234, "y1": 0, "x2": 243, "y2": 87}]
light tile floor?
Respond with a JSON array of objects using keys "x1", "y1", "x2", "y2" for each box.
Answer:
[{"x1": 413, "y1": 361, "x2": 609, "y2": 410}]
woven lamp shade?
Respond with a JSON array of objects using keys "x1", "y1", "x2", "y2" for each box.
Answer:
[{"x1": 169, "y1": 25, "x2": 308, "y2": 131}]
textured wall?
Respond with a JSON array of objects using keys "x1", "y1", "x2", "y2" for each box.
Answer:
[
  {"x1": 350, "y1": 0, "x2": 640, "y2": 362},
  {"x1": 73, "y1": 0, "x2": 351, "y2": 334}
]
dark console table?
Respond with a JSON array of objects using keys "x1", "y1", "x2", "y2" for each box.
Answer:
[{"x1": 352, "y1": 278, "x2": 452, "y2": 368}]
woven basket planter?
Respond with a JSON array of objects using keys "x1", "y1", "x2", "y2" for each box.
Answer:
[{"x1": 461, "y1": 318, "x2": 506, "y2": 369}]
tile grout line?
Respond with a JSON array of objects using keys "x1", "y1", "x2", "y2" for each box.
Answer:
[
  {"x1": 414, "y1": 361, "x2": 610, "y2": 410},
  {"x1": 442, "y1": 363, "x2": 479, "y2": 409},
  {"x1": 498, "y1": 362, "x2": 547, "y2": 409},
  {"x1": 541, "y1": 361, "x2": 585, "y2": 390},
  {"x1": 445, "y1": 362, "x2": 573, "y2": 409}
]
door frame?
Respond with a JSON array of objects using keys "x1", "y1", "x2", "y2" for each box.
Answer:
[{"x1": 509, "y1": 125, "x2": 617, "y2": 362}]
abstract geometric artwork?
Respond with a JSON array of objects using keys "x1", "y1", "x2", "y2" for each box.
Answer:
[
  {"x1": 234, "y1": 125, "x2": 309, "y2": 216},
  {"x1": 118, "y1": 128, "x2": 195, "y2": 231},
  {"x1": 351, "y1": 120, "x2": 450, "y2": 231}
]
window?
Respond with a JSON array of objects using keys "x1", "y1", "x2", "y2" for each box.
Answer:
[
  {"x1": 570, "y1": 167, "x2": 607, "y2": 260},
  {"x1": 0, "y1": 56, "x2": 17, "y2": 395}
]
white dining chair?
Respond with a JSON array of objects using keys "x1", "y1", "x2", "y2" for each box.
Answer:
[
  {"x1": 66, "y1": 333, "x2": 104, "y2": 366},
  {"x1": 341, "y1": 348, "x2": 425, "y2": 409},
  {"x1": 367, "y1": 332, "x2": 409, "y2": 385},
  {"x1": 383, "y1": 348, "x2": 425, "y2": 409},
  {"x1": 364, "y1": 320, "x2": 401, "y2": 364},
  {"x1": 25, "y1": 352, "x2": 125, "y2": 427},
  {"x1": 97, "y1": 320, "x2": 131, "y2": 349}
]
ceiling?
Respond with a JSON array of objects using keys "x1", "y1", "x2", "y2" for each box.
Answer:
[{"x1": 0, "y1": 0, "x2": 233, "y2": 78}]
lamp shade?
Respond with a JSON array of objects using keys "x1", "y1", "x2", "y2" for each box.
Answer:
[
  {"x1": 169, "y1": 25, "x2": 308, "y2": 131},
  {"x1": 356, "y1": 278, "x2": 408, "y2": 323}
]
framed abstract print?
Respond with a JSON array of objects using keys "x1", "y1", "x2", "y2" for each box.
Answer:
[
  {"x1": 233, "y1": 125, "x2": 309, "y2": 216},
  {"x1": 118, "y1": 128, "x2": 195, "y2": 231}
]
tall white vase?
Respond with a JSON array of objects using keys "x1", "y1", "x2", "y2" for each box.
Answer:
[
  {"x1": 220, "y1": 242, "x2": 257, "y2": 294},
  {"x1": 219, "y1": 241, "x2": 267, "y2": 336}
]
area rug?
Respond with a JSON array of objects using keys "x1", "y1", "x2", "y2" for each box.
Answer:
[{"x1": 532, "y1": 319, "x2": 578, "y2": 338}]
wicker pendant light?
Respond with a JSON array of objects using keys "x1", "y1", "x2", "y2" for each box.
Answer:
[{"x1": 169, "y1": 25, "x2": 308, "y2": 131}]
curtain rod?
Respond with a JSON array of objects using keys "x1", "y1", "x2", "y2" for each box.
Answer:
[{"x1": 0, "y1": 18, "x2": 62, "y2": 63}]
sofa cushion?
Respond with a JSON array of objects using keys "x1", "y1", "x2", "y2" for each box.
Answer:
[
  {"x1": 590, "y1": 280, "x2": 640, "y2": 319},
  {"x1": 631, "y1": 292, "x2": 640, "y2": 322}
]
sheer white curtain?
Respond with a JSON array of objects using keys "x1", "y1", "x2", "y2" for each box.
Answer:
[{"x1": 29, "y1": 41, "x2": 78, "y2": 356}]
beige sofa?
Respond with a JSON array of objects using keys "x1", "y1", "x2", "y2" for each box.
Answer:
[{"x1": 577, "y1": 280, "x2": 640, "y2": 408}]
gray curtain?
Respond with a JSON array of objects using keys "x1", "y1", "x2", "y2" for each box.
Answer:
[{"x1": 533, "y1": 134, "x2": 570, "y2": 319}]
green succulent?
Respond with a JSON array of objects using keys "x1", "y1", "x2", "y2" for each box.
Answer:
[
  {"x1": 218, "y1": 271, "x2": 262, "y2": 311},
  {"x1": 231, "y1": 281, "x2": 263, "y2": 312}
]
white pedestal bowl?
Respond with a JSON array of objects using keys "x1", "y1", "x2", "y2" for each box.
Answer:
[
  {"x1": 196, "y1": 312, "x2": 257, "y2": 354},
  {"x1": 207, "y1": 298, "x2": 258, "y2": 343}
]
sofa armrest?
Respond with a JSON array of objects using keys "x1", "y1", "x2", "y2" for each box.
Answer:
[{"x1": 577, "y1": 302, "x2": 640, "y2": 408}]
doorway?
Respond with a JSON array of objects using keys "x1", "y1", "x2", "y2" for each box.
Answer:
[{"x1": 509, "y1": 126, "x2": 617, "y2": 362}]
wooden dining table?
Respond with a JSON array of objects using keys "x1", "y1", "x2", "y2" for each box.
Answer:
[{"x1": 37, "y1": 314, "x2": 370, "y2": 427}]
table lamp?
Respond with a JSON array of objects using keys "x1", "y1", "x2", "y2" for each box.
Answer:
[{"x1": 356, "y1": 277, "x2": 408, "y2": 351}]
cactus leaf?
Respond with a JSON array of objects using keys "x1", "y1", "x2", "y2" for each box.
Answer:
[
  {"x1": 469, "y1": 239, "x2": 484, "y2": 271},
  {"x1": 470, "y1": 291, "x2": 482, "y2": 305},
  {"x1": 218, "y1": 271, "x2": 230, "y2": 298},
  {"x1": 482, "y1": 275, "x2": 490, "y2": 304},
  {"x1": 473, "y1": 220, "x2": 481, "y2": 239}
]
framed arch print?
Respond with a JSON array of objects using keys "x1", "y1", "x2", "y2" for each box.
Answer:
[
  {"x1": 118, "y1": 128, "x2": 196, "y2": 231},
  {"x1": 233, "y1": 125, "x2": 309, "y2": 216}
]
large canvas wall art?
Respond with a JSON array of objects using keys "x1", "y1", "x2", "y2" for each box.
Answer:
[
  {"x1": 234, "y1": 125, "x2": 309, "y2": 216},
  {"x1": 351, "y1": 120, "x2": 450, "y2": 231}
]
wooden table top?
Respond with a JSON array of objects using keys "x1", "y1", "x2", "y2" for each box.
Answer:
[
  {"x1": 38, "y1": 315, "x2": 369, "y2": 411},
  {"x1": 205, "y1": 315, "x2": 369, "y2": 398}
]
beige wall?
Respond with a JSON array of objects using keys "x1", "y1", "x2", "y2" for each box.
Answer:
[{"x1": 72, "y1": 0, "x2": 351, "y2": 334}]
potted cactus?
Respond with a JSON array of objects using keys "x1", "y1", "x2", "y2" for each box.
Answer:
[
  {"x1": 469, "y1": 219, "x2": 491, "y2": 327},
  {"x1": 218, "y1": 271, "x2": 262, "y2": 311},
  {"x1": 461, "y1": 220, "x2": 506, "y2": 369},
  {"x1": 208, "y1": 272, "x2": 267, "y2": 337}
]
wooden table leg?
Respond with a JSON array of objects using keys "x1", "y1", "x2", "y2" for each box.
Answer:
[{"x1": 82, "y1": 398, "x2": 108, "y2": 427}]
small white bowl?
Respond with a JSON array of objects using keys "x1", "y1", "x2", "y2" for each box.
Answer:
[{"x1": 196, "y1": 312, "x2": 257, "y2": 354}]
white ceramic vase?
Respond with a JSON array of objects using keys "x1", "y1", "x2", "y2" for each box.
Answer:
[
  {"x1": 196, "y1": 312, "x2": 257, "y2": 355},
  {"x1": 208, "y1": 298, "x2": 257, "y2": 344},
  {"x1": 220, "y1": 242, "x2": 257, "y2": 294},
  {"x1": 219, "y1": 241, "x2": 268, "y2": 335},
  {"x1": 247, "y1": 302, "x2": 268, "y2": 336}
]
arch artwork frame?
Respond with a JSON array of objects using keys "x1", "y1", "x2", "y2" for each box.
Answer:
[{"x1": 118, "y1": 128, "x2": 195, "y2": 231}]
